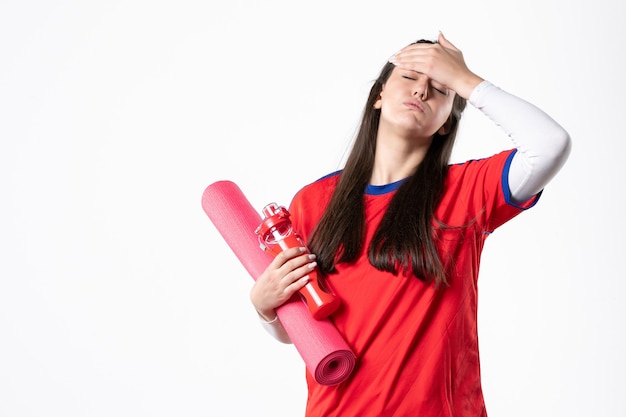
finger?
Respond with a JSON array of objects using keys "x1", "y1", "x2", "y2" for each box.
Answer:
[
  {"x1": 389, "y1": 49, "x2": 426, "y2": 70},
  {"x1": 393, "y1": 41, "x2": 440, "y2": 64},
  {"x1": 286, "y1": 273, "x2": 312, "y2": 293},
  {"x1": 438, "y1": 31, "x2": 459, "y2": 52},
  {"x1": 279, "y1": 253, "x2": 317, "y2": 279},
  {"x1": 282, "y1": 263, "x2": 316, "y2": 295},
  {"x1": 272, "y1": 246, "x2": 307, "y2": 267}
]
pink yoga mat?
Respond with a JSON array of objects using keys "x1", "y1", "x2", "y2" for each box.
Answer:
[{"x1": 201, "y1": 180, "x2": 356, "y2": 386}]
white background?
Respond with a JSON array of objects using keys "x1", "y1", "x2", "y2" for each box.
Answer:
[{"x1": 1, "y1": 1, "x2": 624, "y2": 416}]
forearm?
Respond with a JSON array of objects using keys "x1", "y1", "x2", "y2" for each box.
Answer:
[{"x1": 469, "y1": 81, "x2": 572, "y2": 202}]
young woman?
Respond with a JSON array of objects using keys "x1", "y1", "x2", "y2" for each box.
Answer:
[{"x1": 250, "y1": 33, "x2": 571, "y2": 417}]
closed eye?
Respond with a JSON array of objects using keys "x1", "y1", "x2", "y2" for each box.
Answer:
[
  {"x1": 402, "y1": 74, "x2": 448, "y2": 96},
  {"x1": 433, "y1": 86, "x2": 448, "y2": 96}
]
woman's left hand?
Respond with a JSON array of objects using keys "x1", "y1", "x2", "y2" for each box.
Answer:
[{"x1": 390, "y1": 32, "x2": 484, "y2": 99}]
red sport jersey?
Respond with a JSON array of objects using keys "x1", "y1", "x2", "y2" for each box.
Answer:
[{"x1": 288, "y1": 149, "x2": 539, "y2": 417}]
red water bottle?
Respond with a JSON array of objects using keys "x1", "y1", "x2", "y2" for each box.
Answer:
[{"x1": 255, "y1": 203, "x2": 340, "y2": 320}]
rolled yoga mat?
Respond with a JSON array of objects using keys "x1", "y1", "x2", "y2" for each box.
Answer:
[{"x1": 201, "y1": 180, "x2": 356, "y2": 386}]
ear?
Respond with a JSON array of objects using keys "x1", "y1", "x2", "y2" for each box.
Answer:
[
  {"x1": 374, "y1": 95, "x2": 382, "y2": 109},
  {"x1": 373, "y1": 85, "x2": 385, "y2": 109},
  {"x1": 374, "y1": 91, "x2": 383, "y2": 110}
]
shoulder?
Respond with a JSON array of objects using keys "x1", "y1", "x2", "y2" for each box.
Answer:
[
  {"x1": 288, "y1": 171, "x2": 342, "y2": 238},
  {"x1": 291, "y1": 170, "x2": 341, "y2": 208},
  {"x1": 446, "y1": 149, "x2": 517, "y2": 187},
  {"x1": 440, "y1": 149, "x2": 538, "y2": 230},
  {"x1": 449, "y1": 149, "x2": 516, "y2": 173}
]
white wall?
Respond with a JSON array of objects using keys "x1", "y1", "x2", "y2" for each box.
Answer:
[{"x1": 1, "y1": 1, "x2": 624, "y2": 416}]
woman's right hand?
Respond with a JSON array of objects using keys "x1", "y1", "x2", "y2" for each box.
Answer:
[
  {"x1": 391, "y1": 32, "x2": 483, "y2": 100},
  {"x1": 250, "y1": 247, "x2": 317, "y2": 321}
]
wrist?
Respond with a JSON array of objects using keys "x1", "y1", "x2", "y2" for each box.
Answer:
[
  {"x1": 456, "y1": 73, "x2": 484, "y2": 100},
  {"x1": 256, "y1": 309, "x2": 277, "y2": 323}
]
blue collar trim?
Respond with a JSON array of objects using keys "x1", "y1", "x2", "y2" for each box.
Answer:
[{"x1": 365, "y1": 178, "x2": 407, "y2": 195}]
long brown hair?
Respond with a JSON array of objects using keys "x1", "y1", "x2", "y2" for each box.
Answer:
[{"x1": 308, "y1": 40, "x2": 467, "y2": 287}]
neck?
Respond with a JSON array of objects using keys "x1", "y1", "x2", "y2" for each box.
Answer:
[{"x1": 370, "y1": 127, "x2": 433, "y2": 186}]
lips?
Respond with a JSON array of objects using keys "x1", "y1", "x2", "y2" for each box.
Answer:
[{"x1": 404, "y1": 100, "x2": 424, "y2": 112}]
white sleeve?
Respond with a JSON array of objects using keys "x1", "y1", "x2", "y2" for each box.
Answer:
[
  {"x1": 468, "y1": 81, "x2": 572, "y2": 202},
  {"x1": 258, "y1": 313, "x2": 292, "y2": 344}
]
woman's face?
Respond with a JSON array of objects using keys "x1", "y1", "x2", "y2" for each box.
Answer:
[{"x1": 374, "y1": 67, "x2": 456, "y2": 142}]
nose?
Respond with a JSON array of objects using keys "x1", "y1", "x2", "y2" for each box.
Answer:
[{"x1": 413, "y1": 76, "x2": 429, "y2": 100}]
